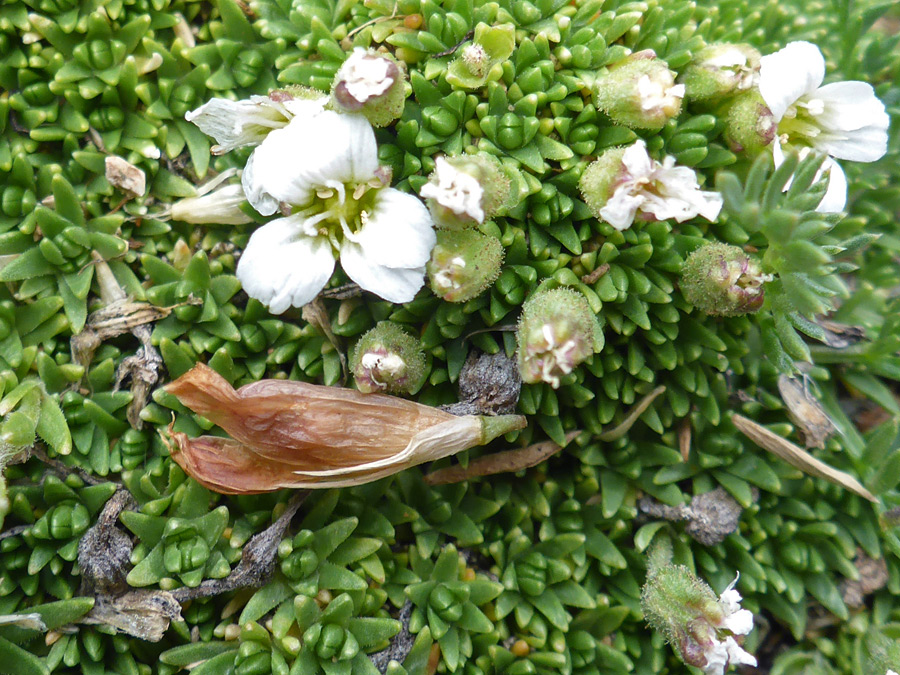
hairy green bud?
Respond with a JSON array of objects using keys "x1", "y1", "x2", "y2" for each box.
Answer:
[
  {"x1": 427, "y1": 229, "x2": 504, "y2": 302},
  {"x1": 594, "y1": 50, "x2": 684, "y2": 129},
  {"x1": 516, "y1": 288, "x2": 603, "y2": 388},
  {"x1": 681, "y1": 243, "x2": 771, "y2": 316},
  {"x1": 350, "y1": 322, "x2": 426, "y2": 395},
  {"x1": 679, "y1": 43, "x2": 761, "y2": 102},
  {"x1": 719, "y1": 89, "x2": 776, "y2": 155}
]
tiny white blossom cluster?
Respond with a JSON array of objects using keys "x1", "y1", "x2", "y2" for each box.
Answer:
[
  {"x1": 701, "y1": 577, "x2": 757, "y2": 675},
  {"x1": 637, "y1": 72, "x2": 685, "y2": 115},
  {"x1": 581, "y1": 139, "x2": 723, "y2": 231},
  {"x1": 420, "y1": 157, "x2": 486, "y2": 223},
  {"x1": 334, "y1": 48, "x2": 397, "y2": 106},
  {"x1": 759, "y1": 40, "x2": 889, "y2": 212},
  {"x1": 186, "y1": 91, "x2": 435, "y2": 314}
]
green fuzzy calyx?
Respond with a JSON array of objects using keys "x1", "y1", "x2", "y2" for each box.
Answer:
[{"x1": 427, "y1": 229, "x2": 504, "y2": 303}]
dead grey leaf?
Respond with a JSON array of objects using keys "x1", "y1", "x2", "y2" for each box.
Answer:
[
  {"x1": 105, "y1": 156, "x2": 146, "y2": 198},
  {"x1": 77, "y1": 488, "x2": 182, "y2": 642},
  {"x1": 731, "y1": 413, "x2": 876, "y2": 502},
  {"x1": 816, "y1": 319, "x2": 867, "y2": 349},
  {"x1": 0, "y1": 613, "x2": 47, "y2": 631},
  {"x1": 81, "y1": 590, "x2": 181, "y2": 643},
  {"x1": 777, "y1": 375, "x2": 837, "y2": 449}
]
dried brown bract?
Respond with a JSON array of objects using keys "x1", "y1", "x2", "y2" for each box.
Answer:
[
  {"x1": 731, "y1": 413, "x2": 875, "y2": 502},
  {"x1": 163, "y1": 364, "x2": 526, "y2": 493},
  {"x1": 777, "y1": 375, "x2": 836, "y2": 449}
]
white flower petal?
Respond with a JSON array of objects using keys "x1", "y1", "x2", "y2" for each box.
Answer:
[
  {"x1": 724, "y1": 637, "x2": 757, "y2": 668},
  {"x1": 814, "y1": 81, "x2": 890, "y2": 133},
  {"x1": 353, "y1": 188, "x2": 435, "y2": 269},
  {"x1": 242, "y1": 149, "x2": 281, "y2": 216},
  {"x1": 815, "y1": 159, "x2": 847, "y2": 213},
  {"x1": 237, "y1": 217, "x2": 336, "y2": 314},
  {"x1": 185, "y1": 96, "x2": 290, "y2": 153},
  {"x1": 340, "y1": 240, "x2": 426, "y2": 303},
  {"x1": 759, "y1": 41, "x2": 825, "y2": 120},
  {"x1": 816, "y1": 124, "x2": 889, "y2": 163},
  {"x1": 246, "y1": 111, "x2": 379, "y2": 207},
  {"x1": 723, "y1": 609, "x2": 755, "y2": 636},
  {"x1": 622, "y1": 139, "x2": 653, "y2": 177},
  {"x1": 701, "y1": 640, "x2": 729, "y2": 675},
  {"x1": 599, "y1": 190, "x2": 644, "y2": 230}
]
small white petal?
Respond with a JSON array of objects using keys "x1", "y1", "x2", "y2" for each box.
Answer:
[
  {"x1": 622, "y1": 139, "x2": 654, "y2": 177},
  {"x1": 816, "y1": 124, "x2": 889, "y2": 163},
  {"x1": 724, "y1": 637, "x2": 757, "y2": 668},
  {"x1": 723, "y1": 609, "x2": 755, "y2": 636},
  {"x1": 887, "y1": 670, "x2": 899, "y2": 675},
  {"x1": 814, "y1": 81, "x2": 890, "y2": 132},
  {"x1": 340, "y1": 241, "x2": 426, "y2": 303},
  {"x1": 599, "y1": 190, "x2": 644, "y2": 230},
  {"x1": 719, "y1": 583, "x2": 743, "y2": 615},
  {"x1": 237, "y1": 217, "x2": 336, "y2": 314},
  {"x1": 244, "y1": 111, "x2": 379, "y2": 208},
  {"x1": 701, "y1": 640, "x2": 729, "y2": 675},
  {"x1": 353, "y1": 188, "x2": 435, "y2": 269},
  {"x1": 815, "y1": 159, "x2": 847, "y2": 213},
  {"x1": 185, "y1": 96, "x2": 289, "y2": 153},
  {"x1": 242, "y1": 149, "x2": 281, "y2": 216},
  {"x1": 759, "y1": 41, "x2": 825, "y2": 121}
]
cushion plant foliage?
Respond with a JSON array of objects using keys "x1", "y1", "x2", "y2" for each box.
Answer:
[{"x1": 0, "y1": 0, "x2": 898, "y2": 673}]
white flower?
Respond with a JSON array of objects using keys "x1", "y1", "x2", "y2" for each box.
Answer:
[
  {"x1": 697, "y1": 575, "x2": 757, "y2": 675},
  {"x1": 637, "y1": 73, "x2": 685, "y2": 114},
  {"x1": 185, "y1": 94, "x2": 325, "y2": 155},
  {"x1": 600, "y1": 140, "x2": 723, "y2": 230},
  {"x1": 718, "y1": 576, "x2": 755, "y2": 637},
  {"x1": 759, "y1": 41, "x2": 889, "y2": 212},
  {"x1": 334, "y1": 49, "x2": 397, "y2": 105},
  {"x1": 887, "y1": 670, "x2": 899, "y2": 675},
  {"x1": 420, "y1": 157, "x2": 486, "y2": 223},
  {"x1": 237, "y1": 110, "x2": 435, "y2": 313}
]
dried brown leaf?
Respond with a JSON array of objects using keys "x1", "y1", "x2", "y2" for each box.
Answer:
[
  {"x1": 731, "y1": 413, "x2": 876, "y2": 502},
  {"x1": 777, "y1": 375, "x2": 836, "y2": 449},
  {"x1": 424, "y1": 431, "x2": 580, "y2": 485}
]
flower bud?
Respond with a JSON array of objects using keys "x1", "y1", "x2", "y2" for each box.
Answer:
[
  {"x1": 351, "y1": 322, "x2": 426, "y2": 395},
  {"x1": 427, "y1": 229, "x2": 504, "y2": 302},
  {"x1": 679, "y1": 44, "x2": 761, "y2": 102},
  {"x1": 681, "y1": 243, "x2": 771, "y2": 316},
  {"x1": 170, "y1": 183, "x2": 253, "y2": 225},
  {"x1": 594, "y1": 50, "x2": 684, "y2": 129},
  {"x1": 446, "y1": 22, "x2": 515, "y2": 89},
  {"x1": 516, "y1": 288, "x2": 603, "y2": 388},
  {"x1": 420, "y1": 154, "x2": 512, "y2": 228},
  {"x1": 331, "y1": 48, "x2": 407, "y2": 127},
  {"x1": 642, "y1": 543, "x2": 757, "y2": 675},
  {"x1": 719, "y1": 89, "x2": 776, "y2": 155}
]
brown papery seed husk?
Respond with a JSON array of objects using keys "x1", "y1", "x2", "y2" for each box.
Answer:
[
  {"x1": 163, "y1": 364, "x2": 523, "y2": 493},
  {"x1": 166, "y1": 364, "x2": 460, "y2": 470}
]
